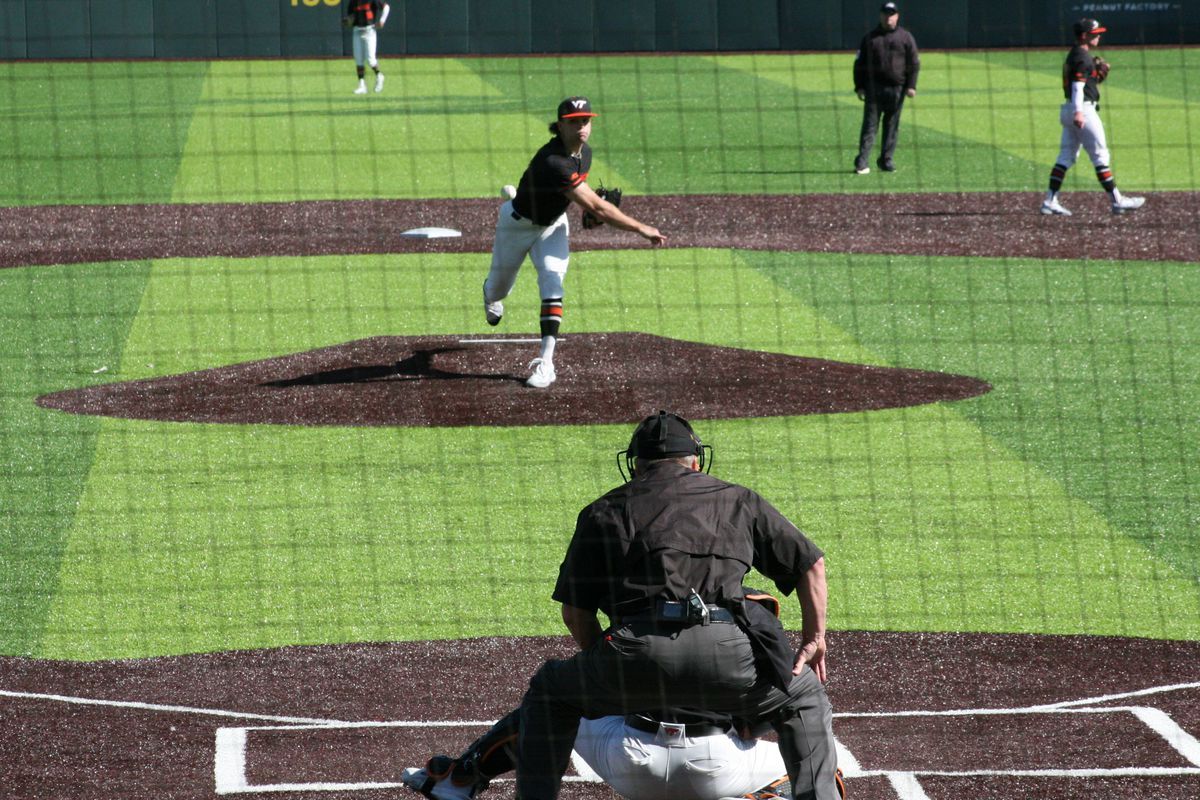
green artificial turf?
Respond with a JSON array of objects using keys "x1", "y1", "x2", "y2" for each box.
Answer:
[
  {"x1": 0, "y1": 260, "x2": 152, "y2": 657},
  {"x1": 9, "y1": 249, "x2": 1197, "y2": 660},
  {"x1": 1, "y1": 51, "x2": 1198, "y2": 660},
  {"x1": 0, "y1": 61, "x2": 210, "y2": 205},
  {"x1": 3, "y1": 50, "x2": 1197, "y2": 206}
]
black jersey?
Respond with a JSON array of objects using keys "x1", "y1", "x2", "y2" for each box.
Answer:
[
  {"x1": 552, "y1": 461, "x2": 824, "y2": 620},
  {"x1": 345, "y1": 0, "x2": 383, "y2": 27},
  {"x1": 511, "y1": 137, "x2": 592, "y2": 226},
  {"x1": 1063, "y1": 45, "x2": 1101, "y2": 103}
]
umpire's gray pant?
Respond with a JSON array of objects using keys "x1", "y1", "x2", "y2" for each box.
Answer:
[{"x1": 514, "y1": 619, "x2": 839, "y2": 800}]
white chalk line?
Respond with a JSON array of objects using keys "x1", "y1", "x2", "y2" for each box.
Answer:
[
  {"x1": 1034, "y1": 680, "x2": 1200, "y2": 710},
  {"x1": 837, "y1": 680, "x2": 1200, "y2": 718},
  {"x1": 0, "y1": 688, "x2": 493, "y2": 728},
  {"x1": 0, "y1": 688, "x2": 343, "y2": 726},
  {"x1": 7, "y1": 682, "x2": 1200, "y2": 797},
  {"x1": 12, "y1": 679, "x2": 1197, "y2": 725}
]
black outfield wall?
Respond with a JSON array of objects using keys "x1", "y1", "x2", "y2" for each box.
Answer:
[{"x1": 1, "y1": 0, "x2": 1196, "y2": 59}]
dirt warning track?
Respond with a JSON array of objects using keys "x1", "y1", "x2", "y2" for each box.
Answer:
[{"x1": 2, "y1": 631, "x2": 1199, "y2": 800}]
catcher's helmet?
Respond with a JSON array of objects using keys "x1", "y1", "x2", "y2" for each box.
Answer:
[{"x1": 617, "y1": 410, "x2": 712, "y2": 480}]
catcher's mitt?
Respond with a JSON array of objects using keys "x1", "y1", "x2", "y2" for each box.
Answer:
[
  {"x1": 581, "y1": 186, "x2": 622, "y2": 230},
  {"x1": 1093, "y1": 56, "x2": 1110, "y2": 83}
]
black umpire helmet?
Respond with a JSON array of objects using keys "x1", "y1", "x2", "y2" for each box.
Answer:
[{"x1": 617, "y1": 410, "x2": 713, "y2": 480}]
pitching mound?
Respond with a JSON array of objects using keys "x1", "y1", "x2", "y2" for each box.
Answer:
[
  {"x1": 2, "y1": 631, "x2": 1198, "y2": 799},
  {"x1": 36, "y1": 332, "x2": 991, "y2": 427}
]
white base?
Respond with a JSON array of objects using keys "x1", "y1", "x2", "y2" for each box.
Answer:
[{"x1": 400, "y1": 227, "x2": 463, "y2": 239}]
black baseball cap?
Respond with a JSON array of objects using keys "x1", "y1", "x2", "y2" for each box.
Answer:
[
  {"x1": 627, "y1": 411, "x2": 703, "y2": 460},
  {"x1": 1073, "y1": 18, "x2": 1107, "y2": 37},
  {"x1": 881, "y1": 2, "x2": 899, "y2": 13},
  {"x1": 557, "y1": 96, "x2": 598, "y2": 120}
]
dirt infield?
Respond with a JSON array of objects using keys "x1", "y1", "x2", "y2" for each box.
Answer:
[
  {"x1": 35, "y1": 333, "x2": 991, "y2": 427},
  {"x1": 2, "y1": 192, "x2": 1196, "y2": 268},
  {"x1": 2, "y1": 631, "x2": 1198, "y2": 800}
]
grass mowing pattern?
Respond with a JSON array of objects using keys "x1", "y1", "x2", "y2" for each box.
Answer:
[
  {"x1": 1, "y1": 52, "x2": 1198, "y2": 659},
  {"x1": 22, "y1": 249, "x2": 1200, "y2": 660},
  {"x1": 0, "y1": 261, "x2": 152, "y2": 657}
]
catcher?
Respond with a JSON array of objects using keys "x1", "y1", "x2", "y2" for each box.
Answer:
[
  {"x1": 482, "y1": 96, "x2": 666, "y2": 389},
  {"x1": 400, "y1": 709, "x2": 816, "y2": 800},
  {"x1": 1040, "y1": 18, "x2": 1144, "y2": 216}
]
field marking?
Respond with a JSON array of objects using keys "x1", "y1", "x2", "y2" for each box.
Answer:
[
  {"x1": 0, "y1": 688, "x2": 345, "y2": 725},
  {"x1": 1034, "y1": 680, "x2": 1200, "y2": 710},
  {"x1": 1128, "y1": 707, "x2": 1200, "y2": 766},
  {"x1": 7, "y1": 682, "x2": 1200, "y2": 795},
  {"x1": 867, "y1": 767, "x2": 1200, "y2": 777},
  {"x1": 456, "y1": 338, "x2": 540, "y2": 344},
  {"x1": 835, "y1": 680, "x2": 1200, "y2": 719},
  {"x1": 887, "y1": 772, "x2": 932, "y2": 800}
]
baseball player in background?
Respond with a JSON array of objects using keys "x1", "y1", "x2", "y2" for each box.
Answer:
[
  {"x1": 483, "y1": 97, "x2": 667, "y2": 389},
  {"x1": 344, "y1": 0, "x2": 388, "y2": 95},
  {"x1": 1041, "y1": 18, "x2": 1144, "y2": 216},
  {"x1": 401, "y1": 707, "x2": 823, "y2": 800},
  {"x1": 852, "y1": 2, "x2": 919, "y2": 174}
]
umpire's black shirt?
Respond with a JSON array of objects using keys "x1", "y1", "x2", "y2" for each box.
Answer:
[
  {"x1": 853, "y1": 25, "x2": 920, "y2": 93},
  {"x1": 552, "y1": 461, "x2": 824, "y2": 620}
]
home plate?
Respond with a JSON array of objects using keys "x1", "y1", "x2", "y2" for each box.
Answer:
[{"x1": 400, "y1": 227, "x2": 462, "y2": 239}]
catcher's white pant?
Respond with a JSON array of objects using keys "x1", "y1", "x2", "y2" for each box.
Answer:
[
  {"x1": 484, "y1": 199, "x2": 569, "y2": 304},
  {"x1": 570, "y1": 716, "x2": 786, "y2": 800},
  {"x1": 353, "y1": 25, "x2": 378, "y2": 68},
  {"x1": 1056, "y1": 101, "x2": 1110, "y2": 168}
]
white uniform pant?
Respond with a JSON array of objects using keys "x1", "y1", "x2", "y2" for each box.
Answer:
[
  {"x1": 353, "y1": 26, "x2": 378, "y2": 68},
  {"x1": 484, "y1": 199, "x2": 569, "y2": 304},
  {"x1": 571, "y1": 717, "x2": 786, "y2": 800},
  {"x1": 1057, "y1": 101, "x2": 1110, "y2": 168}
]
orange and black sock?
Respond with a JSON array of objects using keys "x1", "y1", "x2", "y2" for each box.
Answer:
[{"x1": 539, "y1": 298, "x2": 563, "y2": 338}]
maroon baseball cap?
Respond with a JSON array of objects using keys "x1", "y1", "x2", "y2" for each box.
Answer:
[
  {"x1": 1073, "y1": 18, "x2": 1107, "y2": 37},
  {"x1": 557, "y1": 96, "x2": 598, "y2": 120}
]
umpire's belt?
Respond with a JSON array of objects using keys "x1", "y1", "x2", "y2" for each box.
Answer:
[
  {"x1": 620, "y1": 599, "x2": 735, "y2": 625},
  {"x1": 624, "y1": 714, "x2": 731, "y2": 738}
]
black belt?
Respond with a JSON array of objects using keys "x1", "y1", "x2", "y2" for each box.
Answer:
[
  {"x1": 620, "y1": 599, "x2": 735, "y2": 626},
  {"x1": 511, "y1": 209, "x2": 550, "y2": 226},
  {"x1": 624, "y1": 714, "x2": 730, "y2": 738}
]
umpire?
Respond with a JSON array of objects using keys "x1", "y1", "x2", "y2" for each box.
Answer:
[
  {"x1": 853, "y1": 1, "x2": 920, "y2": 174},
  {"x1": 513, "y1": 412, "x2": 840, "y2": 800}
]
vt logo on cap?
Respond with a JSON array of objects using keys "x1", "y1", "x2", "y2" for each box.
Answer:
[{"x1": 557, "y1": 96, "x2": 598, "y2": 119}]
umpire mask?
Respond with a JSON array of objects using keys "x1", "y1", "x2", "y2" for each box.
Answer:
[{"x1": 617, "y1": 410, "x2": 712, "y2": 481}]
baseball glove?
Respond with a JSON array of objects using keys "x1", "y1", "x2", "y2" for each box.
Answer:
[
  {"x1": 1093, "y1": 56, "x2": 1110, "y2": 83},
  {"x1": 581, "y1": 186, "x2": 622, "y2": 230}
]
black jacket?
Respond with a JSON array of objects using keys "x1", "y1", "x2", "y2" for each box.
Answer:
[
  {"x1": 553, "y1": 461, "x2": 823, "y2": 621},
  {"x1": 854, "y1": 25, "x2": 920, "y2": 93}
]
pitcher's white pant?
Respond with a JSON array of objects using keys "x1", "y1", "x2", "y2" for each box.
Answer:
[
  {"x1": 571, "y1": 717, "x2": 786, "y2": 800},
  {"x1": 353, "y1": 26, "x2": 378, "y2": 68},
  {"x1": 1056, "y1": 101, "x2": 1110, "y2": 168},
  {"x1": 484, "y1": 199, "x2": 569, "y2": 304}
]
